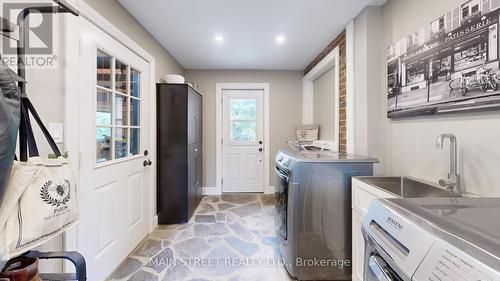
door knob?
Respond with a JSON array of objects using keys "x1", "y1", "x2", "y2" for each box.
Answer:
[
  {"x1": 258, "y1": 148, "x2": 263, "y2": 152},
  {"x1": 259, "y1": 141, "x2": 263, "y2": 144},
  {"x1": 143, "y1": 159, "x2": 152, "y2": 166}
]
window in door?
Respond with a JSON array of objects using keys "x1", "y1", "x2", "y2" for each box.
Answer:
[
  {"x1": 96, "y1": 49, "x2": 142, "y2": 164},
  {"x1": 229, "y1": 98, "x2": 257, "y2": 142}
]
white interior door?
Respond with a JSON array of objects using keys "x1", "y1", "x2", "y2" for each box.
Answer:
[
  {"x1": 222, "y1": 90, "x2": 264, "y2": 192},
  {"x1": 77, "y1": 18, "x2": 151, "y2": 280}
]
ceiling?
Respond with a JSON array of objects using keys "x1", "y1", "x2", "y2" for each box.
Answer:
[{"x1": 119, "y1": 0, "x2": 386, "y2": 70}]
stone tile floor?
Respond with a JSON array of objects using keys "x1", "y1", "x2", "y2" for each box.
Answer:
[{"x1": 107, "y1": 194, "x2": 293, "y2": 281}]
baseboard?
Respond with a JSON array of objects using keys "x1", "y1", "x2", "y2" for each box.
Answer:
[
  {"x1": 202, "y1": 186, "x2": 274, "y2": 195},
  {"x1": 265, "y1": 186, "x2": 275, "y2": 194},
  {"x1": 151, "y1": 215, "x2": 158, "y2": 231},
  {"x1": 202, "y1": 186, "x2": 222, "y2": 195}
]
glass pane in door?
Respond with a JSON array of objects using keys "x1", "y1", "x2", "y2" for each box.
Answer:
[
  {"x1": 96, "y1": 89, "x2": 112, "y2": 126},
  {"x1": 230, "y1": 99, "x2": 256, "y2": 120},
  {"x1": 115, "y1": 59, "x2": 128, "y2": 93},
  {"x1": 130, "y1": 128, "x2": 140, "y2": 156},
  {"x1": 97, "y1": 50, "x2": 112, "y2": 89},
  {"x1": 130, "y1": 68, "x2": 140, "y2": 98},
  {"x1": 96, "y1": 127, "x2": 111, "y2": 163},
  {"x1": 115, "y1": 128, "x2": 128, "y2": 159},
  {"x1": 229, "y1": 98, "x2": 257, "y2": 142},
  {"x1": 130, "y1": 98, "x2": 140, "y2": 126},
  {"x1": 231, "y1": 121, "x2": 256, "y2": 142},
  {"x1": 115, "y1": 94, "x2": 129, "y2": 126}
]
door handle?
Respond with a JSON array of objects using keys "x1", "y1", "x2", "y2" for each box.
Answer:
[
  {"x1": 368, "y1": 255, "x2": 394, "y2": 281},
  {"x1": 143, "y1": 159, "x2": 152, "y2": 167},
  {"x1": 259, "y1": 148, "x2": 263, "y2": 152}
]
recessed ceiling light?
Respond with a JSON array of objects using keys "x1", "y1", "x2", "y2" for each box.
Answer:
[
  {"x1": 275, "y1": 35, "x2": 286, "y2": 44},
  {"x1": 215, "y1": 35, "x2": 224, "y2": 42}
]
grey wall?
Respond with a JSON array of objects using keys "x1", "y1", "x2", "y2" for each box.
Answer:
[
  {"x1": 185, "y1": 70, "x2": 303, "y2": 187},
  {"x1": 354, "y1": 0, "x2": 500, "y2": 196},
  {"x1": 84, "y1": 0, "x2": 184, "y2": 81},
  {"x1": 354, "y1": 6, "x2": 383, "y2": 167},
  {"x1": 313, "y1": 67, "x2": 336, "y2": 140}
]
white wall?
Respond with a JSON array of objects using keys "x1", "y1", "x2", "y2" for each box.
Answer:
[
  {"x1": 185, "y1": 70, "x2": 304, "y2": 187},
  {"x1": 354, "y1": 0, "x2": 500, "y2": 196},
  {"x1": 313, "y1": 67, "x2": 336, "y2": 140}
]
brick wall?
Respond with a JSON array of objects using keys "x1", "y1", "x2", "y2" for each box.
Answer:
[{"x1": 304, "y1": 31, "x2": 347, "y2": 153}]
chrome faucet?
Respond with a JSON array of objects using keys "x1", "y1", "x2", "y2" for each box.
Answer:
[{"x1": 435, "y1": 133, "x2": 461, "y2": 194}]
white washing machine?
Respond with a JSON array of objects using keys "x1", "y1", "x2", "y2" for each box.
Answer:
[{"x1": 362, "y1": 197, "x2": 500, "y2": 280}]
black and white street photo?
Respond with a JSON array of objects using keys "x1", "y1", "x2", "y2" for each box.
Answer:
[{"x1": 387, "y1": 0, "x2": 500, "y2": 117}]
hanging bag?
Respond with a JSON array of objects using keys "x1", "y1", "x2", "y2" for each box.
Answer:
[
  {"x1": 0, "y1": 96, "x2": 79, "y2": 261},
  {"x1": 0, "y1": 59, "x2": 24, "y2": 206}
]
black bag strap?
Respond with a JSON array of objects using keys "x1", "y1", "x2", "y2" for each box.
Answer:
[
  {"x1": 19, "y1": 102, "x2": 28, "y2": 161},
  {"x1": 19, "y1": 100, "x2": 39, "y2": 161},
  {"x1": 19, "y1": 96, "x2": 62, "y2": 162}
]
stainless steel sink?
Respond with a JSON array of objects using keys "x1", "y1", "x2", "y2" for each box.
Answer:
[{"x1": 356, "y1": 176, "x2": 461, "y2": 198}]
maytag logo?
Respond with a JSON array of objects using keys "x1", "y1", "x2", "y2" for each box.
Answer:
[{"x1": 387, "y1": 216, "x2": 404, "y2": 231}]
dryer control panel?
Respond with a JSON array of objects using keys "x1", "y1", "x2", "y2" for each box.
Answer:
[{"x1": 413, "y1": 239, "x2": 499, "y2": 281}]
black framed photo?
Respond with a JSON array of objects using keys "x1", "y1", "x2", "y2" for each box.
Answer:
[{"x1": 387, "y1": 0, "x2": 500, "y2": 118}]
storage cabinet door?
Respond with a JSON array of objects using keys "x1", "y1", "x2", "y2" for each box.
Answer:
[
  {"x1": 157, "y1": 85, "x2": 188, "y2": 162},
  {"x1": 188, "y1": 89, "x2": 202, "y2": 145},
  {"x1": 187, "y1": 160, "x2": 197, "y2": 219},
  {"x1": 195, "y1": 156, "x2": 203, "y2": 205},
  {"x1": 157, "y1": 162, "x2": 188, "y2": 223},
  {"x1": 196, "y1": 94, "x2": 202, "y2": 143},
  {"x1": 352, "y1": 210, "x2": 365, "y2": 281}
]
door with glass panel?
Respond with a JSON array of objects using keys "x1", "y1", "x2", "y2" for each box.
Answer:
[
  {"x1": 222, "y1": 90, "x2": 264, "y2": 192},
  {"x1": 77, "y1": 18, "x2": 151, "y2": 281}
]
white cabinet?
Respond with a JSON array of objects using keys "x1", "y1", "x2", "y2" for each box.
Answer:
[
  {"x1": 351, "y1": 178, "x2": 396, "y2": 281},
  {"x1": 352, "y1": 210, "x2": 365, "y2": 281}
]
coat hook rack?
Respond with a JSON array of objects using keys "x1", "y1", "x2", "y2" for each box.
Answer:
[
  {"x1": 10, "y1": 0, "x2": 80, "y2": 94},
  {"x1": 0, "y1": 0, "x2": 79, "y2": 42},
  {"x1": 0, "y1": 17, "x2": 19, "y2": 42}
]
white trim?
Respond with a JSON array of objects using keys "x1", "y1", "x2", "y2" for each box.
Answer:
[
  {"x1": 202, "y1": 187, "x2": 222, "y2": 196},
  {"x1": 216, "y1": 83, "x2": 271, "y2": 194},
  {"x1": 63, "y1": 0, "x2": 158, "y2": 255},
  {"x1": 265, "y1": 186, "x2": 275, "y2": 195},
  {"x1": 346, "y1": 20, "x2": 356, "y2": 154},
  {"x1": 153, "y1": 215, "x2": 158, "y2": 229},
  {"x1": 302, "y1": 47, "x2": 341, "y2": 150},
  {"x1": 62, "y1": 12, "x2": 80, "y2": 258}
]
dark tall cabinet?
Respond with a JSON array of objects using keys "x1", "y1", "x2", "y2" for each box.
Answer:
[{"x1": 157, "y1": 83, "x2": 202, "y2": 223}]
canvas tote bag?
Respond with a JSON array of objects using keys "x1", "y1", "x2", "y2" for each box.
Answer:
[
  {"x1": 0, "y1": 97, "x2": 79, "y2": 261},
  {"x1": 0, "y1": 59, "x2": 24, "y2": 206}
]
